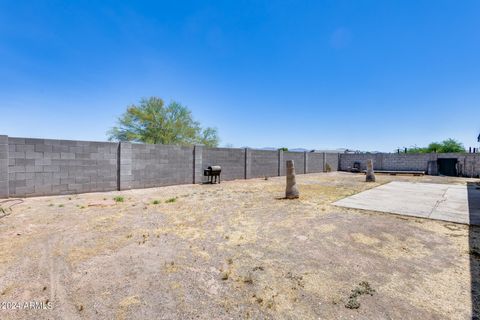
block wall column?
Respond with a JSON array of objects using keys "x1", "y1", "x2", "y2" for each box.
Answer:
[
  {"x1": 193, "y1": 145, "x2": 203, "y2": 184},
  {"x1": 323, "y1": 153, "x2": 327, "y2": 172},
  {"x1": 304, "y1": 151, "x2": 309, "y2": 174},
  {"x1": 245, "y1": 148, "x2": 252, "y2": 179},
  {"x1": 0, "y1": 135, "x2": 8, "y2": 198},
  {"x1": 278, "y1": 150, "x2": 284, "y2": 176},
  {"x1": 119, "y1": 142, "x2": 133, "y2": 190}
]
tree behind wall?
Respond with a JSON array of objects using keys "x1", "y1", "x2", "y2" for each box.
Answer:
[
  {"x1": 108, "y1": 97, "x2": 219, "y2": 147},
  {"x1": 406, "y1": 138, "x2": 465, "y2": 153}
]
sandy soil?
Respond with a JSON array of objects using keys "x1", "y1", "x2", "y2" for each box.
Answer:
[{"x1": 0, "y1": 172, "x2": 479, "y2": 319}]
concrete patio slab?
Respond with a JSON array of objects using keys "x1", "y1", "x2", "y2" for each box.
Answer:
[{"x1": 334, "y1": 181, "x2": 480, "y2": 225}]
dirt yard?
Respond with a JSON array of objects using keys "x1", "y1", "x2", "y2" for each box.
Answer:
[{"x1": 0, "y1": 172, "x2": 479, "y2": 319}]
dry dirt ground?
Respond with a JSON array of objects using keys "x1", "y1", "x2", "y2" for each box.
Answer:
[{"x1": 0, "y1": 172, "x2": 479, "y2": 319}]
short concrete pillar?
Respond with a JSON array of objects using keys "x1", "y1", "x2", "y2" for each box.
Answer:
[
  {"x1": 285, "y1": 160, "x2": 299, "y2": 199},
  {"x1": 365, "y1": 159, "x2": 375, "y2": 182}
]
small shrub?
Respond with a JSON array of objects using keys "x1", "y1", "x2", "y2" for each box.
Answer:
[
  {"x1": 152, "y1": 200, "x2": 160, "y2": 205},
  {"x1": 325, "y1": 163, "x2": 332, "y2": 172},
  {"x1": 58, "y1": 204, "x2": 64, "y2": 208},
  {"x1": 165, "y1": 197, "x2": 177, "y2": 203},
  {"x1": 48, "y1": 203, "x2": 54, "y2": 207},
  {"x1": 345, "y1": 281, "x2": 375, "y2": 309},
  {"x1": 345, "y1": 298, "x2": 360, "y2": 309},
  {"x1": 113, "y1": 196, "x2": 124, "y2": 203}
]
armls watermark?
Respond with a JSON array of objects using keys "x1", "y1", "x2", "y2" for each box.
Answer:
[{"x1": 0, "y1": 301, "x2": 53, "y2": 310}]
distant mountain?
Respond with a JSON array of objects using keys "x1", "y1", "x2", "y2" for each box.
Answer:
[
  {"x1": 258, "y1": 147, "x2": 310, "y2": 152},
  {"x1": 312, "y1": 148, "x2": 349, "y2": 153},
  {"x1": 258, "y1": 147, "x2": 277, "y2": 151},
  {"x1": 252, "y1": 147, "x2": 359, "y2": 153},
  {"x1": 289, "y1": 148, "x2": 309, "y2": 152}
]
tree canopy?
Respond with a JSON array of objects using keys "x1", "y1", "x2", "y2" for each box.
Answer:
[
  {"x1": 108, "y1": 97, "x2": 219, "y2": 147},
  {"x1": 405, "y1": 138, "x2": 465, "y2": 153}
]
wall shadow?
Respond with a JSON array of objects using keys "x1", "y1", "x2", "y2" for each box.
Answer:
[{"x1": 467, "y1": 182, "x2": 480, "y2": 319}]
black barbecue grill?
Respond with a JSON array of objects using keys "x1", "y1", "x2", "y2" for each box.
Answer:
[
  {"x1": 204, "y1": 166, "x2": 221, "y2": 184},
  {"x1": 351, "y1": 161, "x2": 361, "y2": 173}
]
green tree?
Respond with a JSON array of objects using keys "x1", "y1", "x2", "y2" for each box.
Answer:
[
  {"x1": 108, "y1": 97, "x2": 219, "y2": 147},
  {"x1": 426, "y1": 142, "x2": 443, "y2": 153},
  {"x1": 405, "y1": 138, "x2": 465, "y2": 153},
  {"x1": 431, "y1": 138, "x2": 465, "y2": 153}
]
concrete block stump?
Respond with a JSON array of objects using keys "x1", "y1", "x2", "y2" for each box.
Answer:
[
  {"x1": 365, "y1": 159, "x2": 376, "y2": 182},
  {"x1": 285, "y1": 160, "x2": 299, "y2": 199}
]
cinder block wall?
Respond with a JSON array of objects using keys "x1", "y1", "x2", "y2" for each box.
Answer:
[
  {"x1": 0, "y1": 134, "x2": 342, "y2": 198},
  {"x1": 3, "y1": 134, "x2": 478, "y2": 199},
  {"x1": 129, "y1": 143, "x2": 194, "y2": 188},
  {"x1": 307, "y1": 152, "x2": 324, "y2": 173},
  {"x1": 340, "y1": 154, "x2": 380, "y2": 171},
  {"x1": 382, "y1": 154, "x2": 433, "y2": 171},
  {"x1": 464, "y1": 154, "x2": 480, "y2": 177},
  {"x1": 340, "y1": 153, "x2": 435, "y2": 171},
  {"x1": 325, "y1": 153, "x2": 340, "y2": 172},
  {"x1": 250, "y1": 150, "x2": 278, "y2": 178},
  {"x1": 119, "y1": 142, "x2": 132, "y2": 190},
  {"x1": 7, "y1": 137, "x2": 118, "y2": 197},
  {"x1": 202, "y1": 147, "x2": 246, "y2": 181},
  {"x1": 442, "y1": 153, "x2": 480, "y2": 178},
  {"x1": 338, "y1": 153, "x2": 480, "y2": 177},
  {"x1": 475, "y1": 155, "x2": 480, "y2": 178},
  {"x1": 284, "y1": 152, "x2": 306, "y2": 174}
]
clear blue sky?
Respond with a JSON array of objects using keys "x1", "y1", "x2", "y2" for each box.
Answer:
[{"x1": 1, "y1": 1, "x2": 479, "y2": 152}]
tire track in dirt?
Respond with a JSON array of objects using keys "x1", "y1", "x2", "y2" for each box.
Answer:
[{"x1": 44, "y1": 235, "x2": 80, "y2": 319}]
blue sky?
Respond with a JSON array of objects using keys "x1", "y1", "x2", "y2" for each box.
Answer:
[{"x1": 0, "y1": 1, "x2": 479, "y2": 151}]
